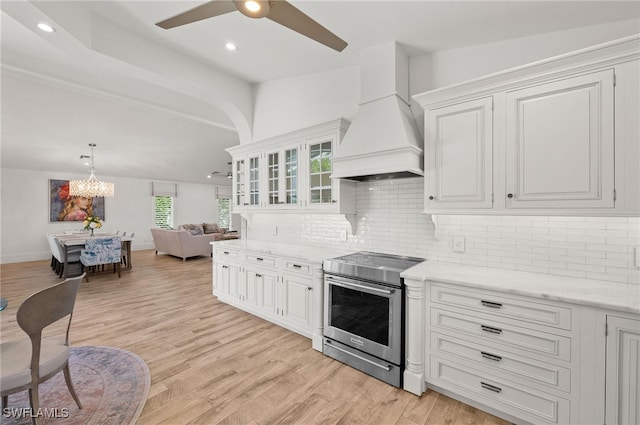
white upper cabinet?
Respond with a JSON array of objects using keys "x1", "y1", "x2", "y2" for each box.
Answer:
[
  {"x1": 425, "y1": 96, "x2": 493, "y2": 209},
  {"x1": 414, "y1": 35, "x2": 639, "y2": 216},
  {"x1": 505, "y1": 70, "x2": 614, "y2": 209},
  {"x1": 265, "y1": 144, "x2": 301, "y2": 209},
  {"x1": 304, "y1": 133, "x2": 355, "y2": 214},
  {"x1": 232, "y1": 158, "x2": 245, "y2": 211},
  {"x1": 227, "y1": 119, "x2": 355, "y2": 215}
]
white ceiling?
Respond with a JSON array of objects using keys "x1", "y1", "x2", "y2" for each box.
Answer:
[{"x1": 2, "y1": 1, "x2": 639, "y2": 185}]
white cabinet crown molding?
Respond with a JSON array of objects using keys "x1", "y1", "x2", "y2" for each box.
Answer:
[{"x1": 414, "y1": 34, "x2": 639, "y2": 109}]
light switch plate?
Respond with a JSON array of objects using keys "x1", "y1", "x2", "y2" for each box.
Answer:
[{"x1": 453, "y1": 236, "x2": 465, "y2": 253}]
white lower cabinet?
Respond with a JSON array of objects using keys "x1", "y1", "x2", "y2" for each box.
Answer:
[
  {"x1": 213, "y1": 245, "x2": 323, "y2": 350},
  {"x1": 605, "y1": 315, "x2": 640, "y2": 425},
  {"x1": 279, "y1": 273, "x2": 312, "y2": 329},
  {"x1": 414, "y1": 281, "x2": 640, "y2": 425},
  {"x1": 425, "y1": 283, "x2": 577, "y2": 424},
  {"x1": 213, "y1": 252, "x2": 241, "y2": 299}
]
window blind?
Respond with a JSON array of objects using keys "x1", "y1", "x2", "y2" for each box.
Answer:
[
  {"x1": 151, "y1": 182, "x2": 177, "y2": 197},
  {"x1": 215, "y1": 185, "x2": 232, "y2": 199}
]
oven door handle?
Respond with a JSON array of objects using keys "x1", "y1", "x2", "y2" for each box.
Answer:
[
  {"x1": 326, "y1": 276, "x2": 394, "y2": 295},
  {"x1": 326, "y1": 341, "x2": 392, "y2": 371}
]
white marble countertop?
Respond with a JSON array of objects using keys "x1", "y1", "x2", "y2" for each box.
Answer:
[
  {"x1": 212, "y1": 240, "x2": 354, "y2": 264},
  {"x1": 402, "y1": 261, "x2": 640, "y2": 315}
]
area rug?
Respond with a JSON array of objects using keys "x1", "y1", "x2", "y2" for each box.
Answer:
[{"x1": 1, "y1": 346, "x2": 150, "y2": 425}]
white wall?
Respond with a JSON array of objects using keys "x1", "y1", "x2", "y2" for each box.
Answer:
[
  {"x1": 251, "y1": 67, "x2": 360, "y2": 142},
  {"x1": 245, "y1": 179, "x2": 640, "y2": 285},
  {"x1": 0, "y1": 167, "x2": 229, "y2": 264},
  {"x1": 251, "y1": 20, "x2": 639, "y2": 141},
  {"x1": 428, "y1": 19, "x2": 640, "y2": 88}
]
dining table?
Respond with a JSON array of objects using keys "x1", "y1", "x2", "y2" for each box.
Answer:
[{"x1": 55, "y1": 233, "x2": 133, "y2": 278}]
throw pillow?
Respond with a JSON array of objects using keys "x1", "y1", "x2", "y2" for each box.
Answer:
[
  {"x1": 183, "y1": 224, "x2": 204, "y2": 236},
  {"x1": 203, "y1": 223, "x2": 220, "y2": 234}
]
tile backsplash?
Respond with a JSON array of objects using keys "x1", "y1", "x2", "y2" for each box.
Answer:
[{"x1": 246, "y1": 177, "x2": 640, "y2": 285}]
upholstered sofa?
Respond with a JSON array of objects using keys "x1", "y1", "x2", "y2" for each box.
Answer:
[{"x1": 150, "y1": 225, "x2": 223, "y2": 261}]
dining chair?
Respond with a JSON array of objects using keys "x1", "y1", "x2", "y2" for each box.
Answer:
[
  {"x1": 0, "y1": 274, "x2": 85, "y2": 424},
  {"x1": 46, "y1": 234, "x2": 61, "y2": 275},
  {"x1": 121, "y1": 233, "x2": 134, "y2": 268},
  {"x1": 47, "y1": 235, "x2": 81, "y2": 278},
  {"x1": 79, "y1": 236, "x2": 121, "y2": 282}
]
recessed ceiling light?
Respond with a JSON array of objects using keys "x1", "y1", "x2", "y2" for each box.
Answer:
[
  {"x1": 37, "y1": 23, "x2": 55, "y2": 33},
  {"x1": 225, "y1": 42, "x2": 238, "y2": 51}
]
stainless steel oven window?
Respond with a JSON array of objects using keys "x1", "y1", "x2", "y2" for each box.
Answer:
[
  {"x1": 324, "y1": 274, "x2": 403, "y2": 364},
  {"x1": 328, "y1": 283, "x2": 391, "y2": 346}
]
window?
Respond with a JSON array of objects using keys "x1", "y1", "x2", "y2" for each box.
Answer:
[
  {"x1": 218, "y1": 198, "x2": 230, "y2": 229},
  {"x1": 154, "y1": 196, "x2": 173, "y2": 229}
]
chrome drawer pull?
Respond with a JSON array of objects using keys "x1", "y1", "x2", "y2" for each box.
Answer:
[
  {"x1": 480, "y1": 351, "x2": 503, "y2": 362},
  {"x1": 292, "y1": 264, "x2": 302, "y2": 268},
  {"x1": 223, "y1": 251, "x2": 230, "y2": 254},
  {"x1": 481, "y1": 300, "x2": 503, "y2": 309},
  {"x1": 481, "y1": 325, "x2": 503, "y2": 335},
  {"x1": 256, "y1": 257, "x2": 264, "y2": 261},
  {"x1": 481, "y1": 381, "x2": 502, "y2": 393}
]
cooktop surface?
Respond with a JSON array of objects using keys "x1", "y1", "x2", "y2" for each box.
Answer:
[{"x1": 323, "y1": 251, "x2": 425, "y2": 286}]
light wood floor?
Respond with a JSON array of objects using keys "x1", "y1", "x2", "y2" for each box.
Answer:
[{"x1": 0, "y1": 250, "x2": 512, "y2": 425}]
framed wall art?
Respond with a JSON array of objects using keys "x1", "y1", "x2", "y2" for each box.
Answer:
[{"x1": 49, "y1": 179, "x2": 106, "y2": 222}]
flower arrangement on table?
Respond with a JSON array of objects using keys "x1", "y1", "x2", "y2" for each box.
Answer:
[{"x1": 83, "y1": 216, "x2": 103, "y2": 235}]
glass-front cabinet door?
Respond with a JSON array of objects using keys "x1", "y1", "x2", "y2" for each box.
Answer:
[
  {"x1": 307, "y1": 137, "x2": 335, "y2": 208},
  {"x1": 284, "y1": 147, "x2": 299, "y2": 206},
  {"x1": 267, "y1": 151, "x2": 280, "y2": 206},
  {"x1": 266, "y1": 145, "x2": 300, "y2": 209},
  {"x1": 247, "y1": 154, "x2": 261, "y2": 208},
  {"x1": 232, "y1": 158, "x2": 245, "y2": 211}
]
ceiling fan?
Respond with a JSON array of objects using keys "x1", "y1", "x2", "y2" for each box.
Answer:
[
  {"x1": 208, "y1": 162, "x2": 233, "y2": 179},
  {"x1": 156, "y1": 0, "x2": 348, "y2": 52}
]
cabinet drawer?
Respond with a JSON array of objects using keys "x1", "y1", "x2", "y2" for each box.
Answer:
[
  {"x1": 431, "y1": 284, "x2": 572, "y2": 330},
  {"x1": 431, "y1": 308, "x2": 571, "y2": 362},
  {"x1": 282, "y1": 259, "x2": 312, "y2": 275},
  {"x1": 244, "y1": 253, "x2": 277, "y2": 268},
  {"x1": 215, "y1": 249, "x2": 239, "y2": 260},
  {"x1": 431, "y1": 331, "x2": 571, "y2": 392},
  {"x1": 431, "y1": 356, "x2": 570, "y2": 424}
]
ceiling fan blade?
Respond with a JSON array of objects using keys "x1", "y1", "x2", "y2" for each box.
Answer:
[
  {"x1": 266, "y1": 1, "x2": 348, "y2": 52},
  {"x1": 156, "y1": 1, "x2": 237, "y2": 29}
]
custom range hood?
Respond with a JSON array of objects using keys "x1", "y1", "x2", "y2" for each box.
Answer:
[{"x1": 332, "y1": 43, "x2": 423, "y2": 181}]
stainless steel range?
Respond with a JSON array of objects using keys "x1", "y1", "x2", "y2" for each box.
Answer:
[{"x1": 322, "y1": 251, "x2": 425, "y2": 387}]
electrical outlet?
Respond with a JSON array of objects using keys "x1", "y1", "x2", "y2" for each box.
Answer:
[
  {"x1": 453, "y1": 236, "x2": 465, "y2": 253},
  {"x1": 341, "y1": 229, "x2": 348, "y2": 242},
  {"x1": 636, "y1": 247, "x2": 640, "y2": 268}
]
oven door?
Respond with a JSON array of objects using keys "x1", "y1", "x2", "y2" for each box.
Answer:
[{"x1": 324, "y1": 273, "x2": 403, "y2": 365}]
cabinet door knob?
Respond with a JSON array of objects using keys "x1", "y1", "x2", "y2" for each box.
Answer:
[
  {"x1": 307, "y1": 287, "x2": 312, "y2": 291},
  {"x1": 429, "y1": 196, "x2": 434, "y2": 200},
  {"x1": 507, "y1": 193, "x2": 514, "y2": 198}
]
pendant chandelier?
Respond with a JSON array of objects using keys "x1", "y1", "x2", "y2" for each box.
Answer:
[{"x1": 69, "y1": 143, "x2": 114, "y2": 198}]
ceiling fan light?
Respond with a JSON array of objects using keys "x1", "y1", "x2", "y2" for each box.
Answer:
[
  {"x1": 245, "y1": 1, "x2": 260, "y2": 12},
  {"x1": 234, "y1": 0, "x2": 270, "y2": 18}
]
